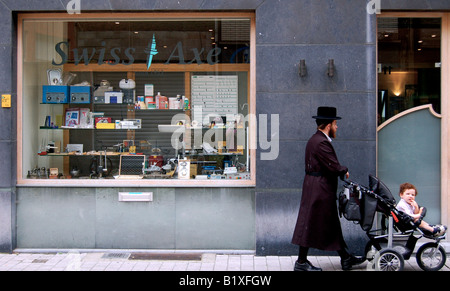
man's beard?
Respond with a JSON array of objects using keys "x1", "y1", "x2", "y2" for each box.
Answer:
[{"x1": 329, "y1": 127, "x2": 336, "y2": 138}]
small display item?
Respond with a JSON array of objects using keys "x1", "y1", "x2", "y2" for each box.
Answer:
[
  {"x1": 145, "y1": 84, "x2": 154, "y2": 96},
  {"x1": 96, "y1": 123, "x2": 115, "y2": 129},
  {"x1": 95, "y1": 117, "x2": 112, "y2": 128},
  {"x1": 105, "y1": 92, "x2": 123, "y2": 103},
  {"x1": 43, "y1": 85, "x2": 69, "y2": 104},
  {"x1": 178, "y1": 159, "x2": 191, "y2": 179},
  {"x1": 69, "y1": 86, "x2": 91, "y2": 104},
  {"x1": 49, "y1": 168, "x2": 59, "y2": 179},
  {"x1": 65, "y1": 108, "x2": 80, "y2": 127}
]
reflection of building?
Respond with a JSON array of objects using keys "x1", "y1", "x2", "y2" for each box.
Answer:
[
  {"x1": 378, "y1": 17, "x2": 441, "y2": 122},
  {"x1": 0, "y1": 1, "x2": 449, "y2": 256}
]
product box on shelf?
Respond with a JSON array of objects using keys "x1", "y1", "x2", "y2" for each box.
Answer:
[
  {"x1": 145, "y1": 84, "x2": 154, "y2": 96},
  {"x1": 65, "y1": 108, "x2": 80, "y2": 127},
  {"x1": 116, "y1": 119, "x2": 142, "y2": 129},
  {"x1": 105, "y1": 92, "x2": 123, "y2": 104},
  {"x1": 96, "y1": 123, "x2": 115, "y2": 129},
  {"x1": 95, "y1": 117, "x2": 112, "y2": 128},
  {"x1": 42, "y1": 85, "x2": 69, "y2": 104}
]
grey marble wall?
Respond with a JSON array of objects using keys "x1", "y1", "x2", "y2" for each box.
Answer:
[{"x1": 255, "y1": 0, "x2": 377, "y2": 255}]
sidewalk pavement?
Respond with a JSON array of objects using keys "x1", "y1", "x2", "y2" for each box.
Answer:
[{"x1": 0, "y1": 250, "x2": 449, "y2": 271}]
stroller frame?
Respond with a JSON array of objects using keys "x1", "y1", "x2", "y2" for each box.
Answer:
[{"x1": 340, "y1": 176, "x2": 447, "y2": 271}]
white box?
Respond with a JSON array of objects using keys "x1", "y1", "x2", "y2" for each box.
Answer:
[
  {"x1": 119, "y1": 119, "x2": 142, "y2": 129},
  {"x1": 118, "y1": 192, "x2": 153, "y2": 202},
  {"x1": 145, "y1": 84, "x2": 154, "y2": 96},
  {"x1": 79, "y1": 108, "x2": 90, "y2": 127},
  {"x1": 66, "y1": 144, "x2": 83, "y2": 154},
  {"x1": 105, "y1": 92, "x2": 123, "y2": 103}
]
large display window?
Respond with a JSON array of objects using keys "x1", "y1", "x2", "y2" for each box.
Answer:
[{"x1": 17, "y1": 13, "x2": 255, "y2": 187}]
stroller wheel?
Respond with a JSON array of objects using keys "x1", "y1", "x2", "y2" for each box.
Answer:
[
  {"x1": 416, "y1": 242, "x2": 447, "y2": 271},
  {"x1": 374, "y1": 248, "x2": 404, "y2": 271}
]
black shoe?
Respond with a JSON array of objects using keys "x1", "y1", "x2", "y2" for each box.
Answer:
[
  {"x1": 341, "y1": 255, "x2": 365, "y2": 271},
  {"x1": 294, "y1": 260, "x2": 322, "y2": 271}
]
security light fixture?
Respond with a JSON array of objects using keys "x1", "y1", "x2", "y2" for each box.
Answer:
[
  {"x1": 327, "y1": 59, "x2": 335, "y2": 77},
  {"x1": 299, "y1": 59, "x2": 307, "y2": 77}
]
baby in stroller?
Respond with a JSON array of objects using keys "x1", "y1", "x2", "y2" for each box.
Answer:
[
  {"x1": 340, "y1": 175, "x2": 448, "y2": 271},
  {"x1": 396, "y1": 182, "x2": 447, "y2": 237}
]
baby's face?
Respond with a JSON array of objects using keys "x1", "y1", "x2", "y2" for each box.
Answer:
[{"x1": 400, "y1": 189, "x2": 416, "y2": 205}]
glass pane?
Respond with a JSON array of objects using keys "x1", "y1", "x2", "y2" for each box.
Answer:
[
  {"x1": 67, "y1": 20, "x2": 250, "y2": 66},
  {"x1": 21, "y1": 16, "x2": 251, "y2": 181},
  {"x1": 378, "y1": 108, "x2": 441, "y2": 224},
  {"x1": 377, "y1": 17, "x2": 442, "y2": 225},
  {"x1": 377, "y1": 18, "x2": 441, "y2": 125}
]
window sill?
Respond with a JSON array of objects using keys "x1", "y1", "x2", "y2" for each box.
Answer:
[{"x1": 16, "y1": 178, "x2": 255, "y2": 188}]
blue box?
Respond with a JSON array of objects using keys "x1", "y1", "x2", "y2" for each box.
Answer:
[
  {"x1": 42, "y1": 85, "x2": 69, "y2": 104},
  {"x1": 70, "y1": 86, "x2": 91, "y2": 104}
]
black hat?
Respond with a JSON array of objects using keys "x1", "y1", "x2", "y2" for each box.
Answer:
[{"x1": 312, "y1": 106, "x2": 341, "y2": 120}]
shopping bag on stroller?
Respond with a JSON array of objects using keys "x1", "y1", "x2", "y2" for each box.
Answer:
[
  {"x1": 338, "y1": 176, "x2": 379, "y2": 231},
  {"x1": 338, "y1": 184, "x2": 361, "y2": 221}
]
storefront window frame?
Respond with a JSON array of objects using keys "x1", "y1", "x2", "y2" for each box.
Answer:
[{"x1": 16, "y1": 12, "x2": 256, "y2": 188}]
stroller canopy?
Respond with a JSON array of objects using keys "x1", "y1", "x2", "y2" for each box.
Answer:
[{"x1": 368, "y1": 174, "x2": 397, "y2": 207}]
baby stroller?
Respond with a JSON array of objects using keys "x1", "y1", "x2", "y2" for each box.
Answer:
[{"x1": 339, "y1": 174, "x2": 447, "y2": 271}]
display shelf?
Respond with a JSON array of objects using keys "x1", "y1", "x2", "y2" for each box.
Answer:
[
  {"x1": 39, "y1": 126, "x2": 137, "y2": 130},
  {"x1": 37, "y1": 152, "x2": 135, "y2": 157}
]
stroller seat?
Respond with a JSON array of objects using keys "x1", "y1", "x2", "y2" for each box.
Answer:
[{"x1": 390, "y1": 207, "x2": 422, "y2": 234}]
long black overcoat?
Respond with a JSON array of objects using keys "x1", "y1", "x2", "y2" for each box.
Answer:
[{"x1": 291, "y1": 131, "x2": 348, "y2": 251}]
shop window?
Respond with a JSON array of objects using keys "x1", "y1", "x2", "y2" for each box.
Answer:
[
  {"x1": 18, "y1": 13, "x2": 254, "y2": 186},
  {"x1": 377, "y1": 16, "x2": 443, "y2": 224},
  {"x1": 377, "y1": 17, "x2": 441, "y2": 125}
]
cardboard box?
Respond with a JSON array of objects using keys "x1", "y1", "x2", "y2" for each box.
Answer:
[
  {"x1": 79, "y1": 108, "x2": 90, "y2": 127},
  {"x1": 96, "y1": 123, "x2": 115, "y2": 129},
  {"x1": 95, "y1": 117, "x2": 112, "y2": 128},
  {"x1": 65, "y1": 108, "x2": 80, "y2": 127},
  {"x1": 105, "y1": 92, "x2": 123, "y2": 103},
  {"x1": 145, "y1": 84, "x2": 154, "y2": 96}
]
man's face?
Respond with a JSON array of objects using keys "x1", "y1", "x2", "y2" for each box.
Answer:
[{"x1": 329, "y1": 120, "x2": 338, "y2": 138}]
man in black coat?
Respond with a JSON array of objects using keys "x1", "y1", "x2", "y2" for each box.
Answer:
[{"x1": 291, "y1": 107, "x2": 364, "y2": 271}]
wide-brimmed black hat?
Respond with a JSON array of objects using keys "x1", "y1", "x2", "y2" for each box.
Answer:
[{"x1": 312, "y1": 106, "x2": 341, "y2": 120}]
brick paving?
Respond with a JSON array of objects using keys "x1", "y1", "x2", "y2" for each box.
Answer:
[{"x1": 0, "y1": 251, "x2": 448, "y2": 271}]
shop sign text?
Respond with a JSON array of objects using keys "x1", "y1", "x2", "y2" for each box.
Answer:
[{"x1": 52, "y1": 40, "x2": 221, "y2": 68}]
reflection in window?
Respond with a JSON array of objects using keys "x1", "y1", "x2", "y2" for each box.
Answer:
[{"x1": 377, "y1": 18, "x2": 441, "y2": 125}]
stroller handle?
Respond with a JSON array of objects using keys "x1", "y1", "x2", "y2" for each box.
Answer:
[
  {"x1": 342, "y1": 178, "x2": 366, "y2": 190},
  {"x1": 341, "y1": 177, "x2": 396, "y2": 210},
  {"x1": 341, "y1": 178, "x2": 379, "y2": 200}
]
